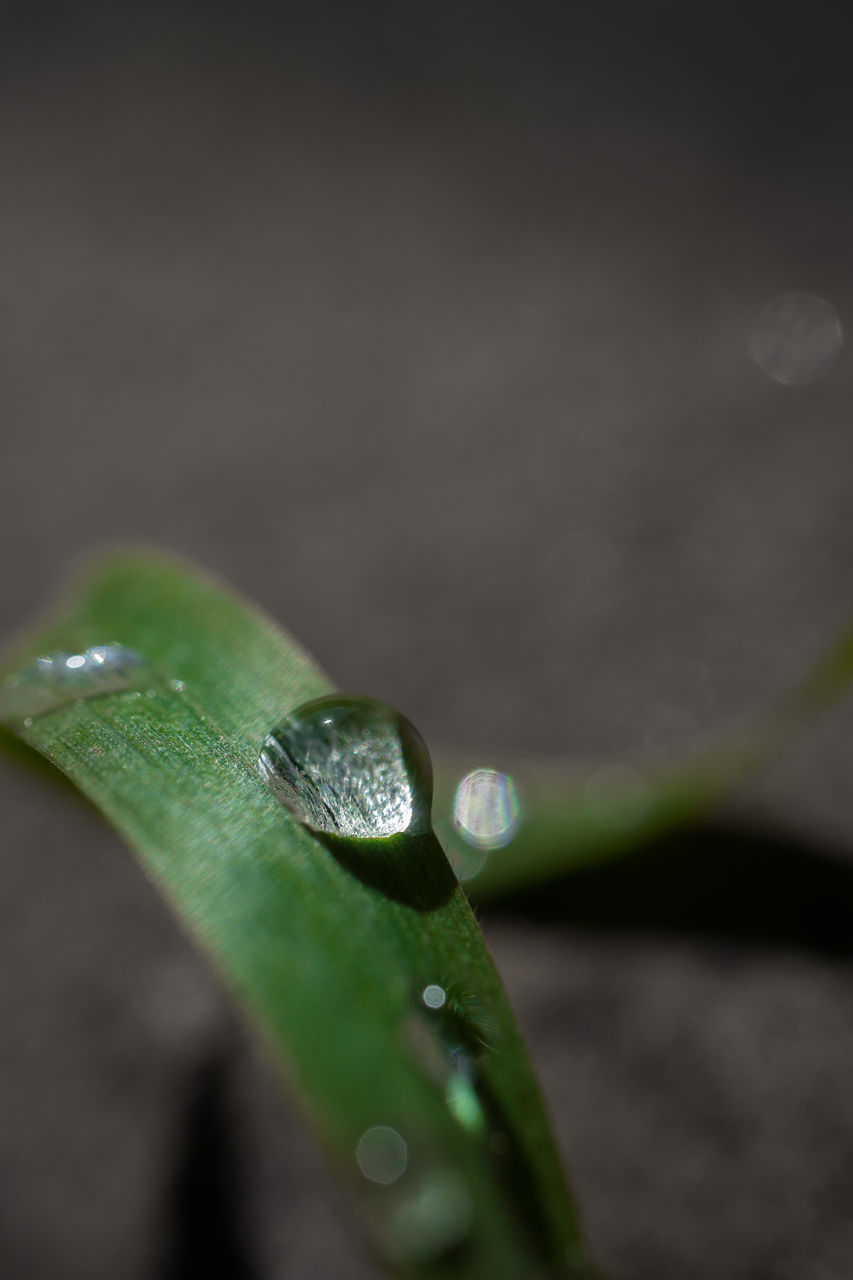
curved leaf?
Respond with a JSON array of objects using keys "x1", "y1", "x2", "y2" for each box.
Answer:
[{"x1": 0, "y1": 552, "x2": 592, "y2": 1280}]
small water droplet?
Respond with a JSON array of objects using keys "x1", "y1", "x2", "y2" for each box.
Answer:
[
  {"x1": 0, "y1": 644, "x2": 147, "y2": 723},
  {"x1": 22, "y1": 716, "x2": 33, "y2": 728},
  {"x1": 422, "y1": 983, "x2": 447, "y2": 1010},
  {"x1": 453, "y1": 768, "x2": 521, "y2": 850},
  {"x1": 751, "y1": 291, "x2": 842, "y2": 384},
  {"x1": 258, "y1": 695, "x2": 432, "y2": 839},
  {"x1": 168, "y1": 678, "x2": 186, "y2": 693},
  {"x1": 356, "y1": 1126, "x2": 408, "y2": 1185}
]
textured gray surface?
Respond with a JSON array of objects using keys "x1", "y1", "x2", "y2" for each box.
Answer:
[{"x1": 1, "y1": 4, "x2": 853, "y2": 1277}]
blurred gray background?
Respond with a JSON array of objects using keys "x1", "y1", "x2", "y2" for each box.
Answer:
[{"x1": 2, "y1": 3, "x2": 853, "y2": 1277}]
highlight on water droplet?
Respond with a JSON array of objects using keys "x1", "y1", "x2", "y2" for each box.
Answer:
[
  {"x1": 257, "y1": 695, "x2": 433, "y2": 839},
  {"x1": 388, "y1": 1167, "x2": 473, "y2": 1265},
  {"x1": 0, "y1": 643, "x2": 146, "y2": 723},
  {"x1": 453, "y1": 768, "x2": 521, "y2": 850},
  {"x1": 751, "y1": 291, "x2": 843, "y2": 385},
  {"x1": 356, "y1": 1126, "x2": 409, "y2": 1185}
]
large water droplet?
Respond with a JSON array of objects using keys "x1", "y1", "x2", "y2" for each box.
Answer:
[
  {"x1": 257, "y1": 695, "x2": 433, "y2": 838},
  {"x1": 0, "y1": 644, "x2": 146, "y2": 723}
]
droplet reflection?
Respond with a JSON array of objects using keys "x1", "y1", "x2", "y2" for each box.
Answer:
[
  {"x1": 356, "y1": 1126, "x2": 409, "y2": 1185},
  {"x1": 751, "y1": 291, "x2": 842, "y2": 385},
  {"x1": 258, "y1": 696, "x2": 433, "y2": 839},
  {"x1": 453, "y1": 768, "x2": 520, "y2": 849}
]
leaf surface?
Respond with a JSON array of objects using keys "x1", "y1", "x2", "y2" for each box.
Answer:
[{"x1": 0, "y1": 552, "x2": 590, "y2": 1280}]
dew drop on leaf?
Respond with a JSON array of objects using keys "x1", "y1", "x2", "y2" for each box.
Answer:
[
  {"x1": 257, "y1": 695, "x2": 433, "y2": 838},
  {"x1": 0, "y1": 644, "x2": 146, "y2": 722}
]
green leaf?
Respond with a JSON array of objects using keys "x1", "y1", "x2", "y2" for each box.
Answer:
[
  {"x1": 0, "y1": 552, "x2": 591, "y2": 1280},
  {"x1": 435, "y1": 624, "x2": 853, "y2": 901}
]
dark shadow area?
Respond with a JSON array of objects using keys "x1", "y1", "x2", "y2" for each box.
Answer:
[
  {"x1": 317, "y1": 829, "x2": 458, "y2": 911},
  {"x1": 483, "y1": 821, "x2": 853, "y2": 958},
  {"x1": 160, "y1": 1054, "x2": 263, "y2": 1280}
]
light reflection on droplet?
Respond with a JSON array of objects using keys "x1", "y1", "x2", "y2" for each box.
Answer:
[
  {"x1": 751, "y1": 291, "x2": 842, "y2": 385},
  {"x1": 65, "y1": 654, "x2": 86, "y2": 670},
  {"x1": 583, "y1": 763, "x2": 649, "y2": 829},
  {"x1": 389, "y1": 1168, "x2": 473, "y2": 1265},
  {"x1": 453, "y1": 768, "x2": 520, "y2": 849},
  {"x1": 356, "y1": 1126, "x2": 408, "y2": 1185},
  {"x1": 168, "y1": 678, "x2": 186, "y2": 693},
  {"x1": 422, "y1": 984, "x2": 447, "y2": 1010}
]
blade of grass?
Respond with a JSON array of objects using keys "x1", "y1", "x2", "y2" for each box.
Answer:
[
  {"x1": 0, "y1": 552, "x2": 592, "y2": 1280},
  {"x1": 435, "y1": 624, "x2": 853, "y2": 900}
]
